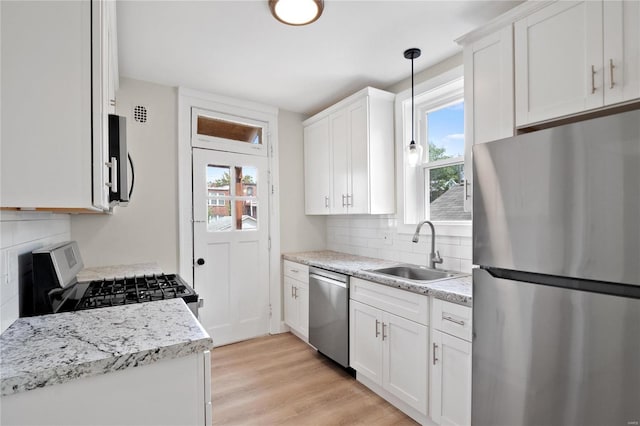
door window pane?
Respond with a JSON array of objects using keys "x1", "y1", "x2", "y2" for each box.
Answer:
[
  {"x1": 426, "y1": 101, "x2": 464, "y2": 162},
  {"x1": 206, "y1": 164, "x2": 259, "y2": 232},
  {"x1": 198, "y1": 115, "x2": 262, "y2": 145},
  {"x1": 426, "y1": 164, "x2": 471, "y2": 221}
]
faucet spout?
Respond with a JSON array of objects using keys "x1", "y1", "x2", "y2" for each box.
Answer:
[{"x1": 412, "y1": 220, "x2": 444, "y2": 269}]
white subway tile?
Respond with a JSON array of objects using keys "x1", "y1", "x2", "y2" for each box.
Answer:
[
  {"x1": 441, "y1": 256, "x2": 461, "y2": 272},
  {"x1": 458, "y1": 245, "x2": 472, "y2": 260},
  {"x1": 460, "y1": 259, "x2": 473, "y2": 274},
  {"x1": 349, "y1": 227, "x2": 377, "y2": 238},
  {"x1": 377, "y1": 249, "x2": 400, "y2": 262},
  {"x1": 354, "y1": 246, "x2": 379, "y2": 258},
  {"x1": 348, "y1": 236, "x2": 369, "y2": 248}
]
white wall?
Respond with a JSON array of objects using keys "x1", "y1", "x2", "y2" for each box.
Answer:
[
  {"x1": 278, "y1": 110, "x2": 326, "y2": 253},
  {"x1": 326, "y1": 215, "x2": 471, "y2": 273},
  {"x1": 0, "y1": 211, "x2": 70, "y2": 332},
  {"x1": 70, "y1": 78, "x2": 179, "y2": 271}
]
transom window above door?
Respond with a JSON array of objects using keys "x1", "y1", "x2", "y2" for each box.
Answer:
[{"x1": 192, "y1": 108, "x2": 268, "y2": 157}]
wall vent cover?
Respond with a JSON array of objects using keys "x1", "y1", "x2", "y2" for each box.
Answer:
[{"x1": 133, "y1": 105, "x2": 147, "y2": 123}]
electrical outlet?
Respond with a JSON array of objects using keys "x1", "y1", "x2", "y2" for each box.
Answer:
[{"x1": 382, "y1": 232, "x2": 393, "y2": 246}]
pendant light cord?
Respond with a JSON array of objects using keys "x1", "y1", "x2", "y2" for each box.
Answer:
[{"x1": 411, "y1": 56, "x2": 415, "y2": 143}]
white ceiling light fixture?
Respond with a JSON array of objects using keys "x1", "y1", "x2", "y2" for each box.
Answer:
[
  {"x1": 269, "y1": 0, "x2": 324, "y2": 26},
  {"x1": 404, "y1": 47, "x2": 423, "y2": 167}
]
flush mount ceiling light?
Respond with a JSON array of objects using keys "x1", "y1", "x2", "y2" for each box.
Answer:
[
  {"x1": 269, "y1": 0, "x2": 324, "y2": 26},
  {"x1": 404, "y1": 47, "x2": 423, "y2": 167}
]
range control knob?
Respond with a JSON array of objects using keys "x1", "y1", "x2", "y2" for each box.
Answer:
[{"x1": 196, "y1": 258, "x2": 205, "y2": 266}]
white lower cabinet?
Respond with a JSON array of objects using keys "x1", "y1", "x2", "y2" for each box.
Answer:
[
  {"x1": 430, "y1": 330, "x2": 472, "y2": 426},
  {"x1": 349, "y1": 278, "x2": 429, "y2": 423},
  {"x1": 1, "y1": 352, "x2": 211, "y2": 425},
  {"x1": 283, "y1": 260, "x2": 309, "y2": 339},
  {"x1": 284, "y1": 276, "x2": 309, "y2": 339},
  {"x1": 430, "y1": 299, "x2": 473, "y2": 426}
]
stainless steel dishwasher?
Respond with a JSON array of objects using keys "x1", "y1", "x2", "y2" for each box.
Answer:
[{"x1": 308, "y1": 267, "x2": 349, "y2": 367}]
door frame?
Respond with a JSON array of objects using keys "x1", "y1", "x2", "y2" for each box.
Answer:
[{"x1": 177, "y1": 87, "x2": 285, "y2": 335}]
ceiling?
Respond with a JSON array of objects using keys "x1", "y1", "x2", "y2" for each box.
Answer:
[{"x1": 117, "y1": 1, "x2": 520, "y2": 116}]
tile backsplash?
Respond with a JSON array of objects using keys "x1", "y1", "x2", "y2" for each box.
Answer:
[
  {"x1": 326, "y1": 215, "x2": 472, "y2": 273},
  {"x1": 0, "y1": 211, "x2": 70, "y2": 333}
]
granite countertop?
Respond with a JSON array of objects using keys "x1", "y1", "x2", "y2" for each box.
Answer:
[
  {"x1": 0, "y1": 299, "x2": 213, "y2": 397},
  {"x1": 283, "y1": 250, "x2": 472, "y2": 307},
  {"x1": 76, "y1": 262, "x2": 163, "y2": 281}
]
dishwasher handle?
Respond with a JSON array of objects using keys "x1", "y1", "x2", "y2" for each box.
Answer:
[{"x1": 309, "y1": 273, "x2": 348, "y2": 289}]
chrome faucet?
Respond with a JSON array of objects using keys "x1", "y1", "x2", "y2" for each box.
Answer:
[{"x1": 412, "y1": 220, "x2": 443, "y2": 269}]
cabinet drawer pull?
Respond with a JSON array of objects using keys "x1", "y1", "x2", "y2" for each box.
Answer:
[
  {"x1": 591, "y1": 65, "x2": 597, "y2": 94},
  {"x1": 375, "y1": 319, "x2": 380, "y2": 338},
  {"x1": 609, "y1": 59, "x2": 615, "y2": 89},
  {"x1": 433, "y1": 343, "x2": 439, "y2": 365},
  {"x1": 290, "y1": 269, "x2": 299, "y2": 273},
  {"x1": 442, "y1": 315, "x2": 465, "y2": 326},
  {"x1": 382, "y1": 323, "x2": 387, "y2": 341}
]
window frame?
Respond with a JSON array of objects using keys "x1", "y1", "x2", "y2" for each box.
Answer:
[{"x1": 394, "y1": 65, "x2": 471, "y2": 235}]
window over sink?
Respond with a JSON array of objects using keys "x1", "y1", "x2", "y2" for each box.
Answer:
[{"x1": 396, "y1": 69, "x2": 471, "y2": 230}]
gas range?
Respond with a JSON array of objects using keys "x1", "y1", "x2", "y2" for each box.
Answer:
[
  {"x1": 75, "y1": 274, "x2": 198, "y2": 310},
  {"x1": 24, "y1": 241, "x2": 199, "y2": 318}
]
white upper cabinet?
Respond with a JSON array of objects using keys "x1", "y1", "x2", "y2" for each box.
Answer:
[
  {"x1": 303, "y1": 87, "x2": 395, "y2": 215},
  {"x1": 303, "y1": 117, "x2": 331, "y2": 214},
  {"x1": 515, "y1": 0, "x2": 640, "y2": 127},
  {"x1": 1, "y1": 0, "x2": 118, "y2": 212},
  {"x1": 603, "y1": 0, "x2": 640, "y2": 106},
  {"x1": 462, "y1": 25, "x2": 514, "y2": 212}
]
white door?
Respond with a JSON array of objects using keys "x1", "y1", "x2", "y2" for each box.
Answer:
[
  {"x1": 515, "y1": 1, "x2": 603, "y2": 126},
  {"x1": 383, "y1": 311, "x2": 428, "y2": 415},
  {"x1": 283, "y1": 276, "x2": 299, "y2": 333},
  {"x1": 603, "y1": 0, "x2": 640, "y2": 106},
  {"x1": 347, "y1": 97, "x2": 369, "y2": 214},
  {"x1": 303, "y1": 117, "x2": 331, "y2": 214},
  {"x1": 193, "y1": 148, "x2": 270, "y2": 346},
  {"x1": 430, "y1": 330, "x2": 472, "y2": 426},
  {"x1": 349, "y1": 300, "x2": 383, "y2": 385}
]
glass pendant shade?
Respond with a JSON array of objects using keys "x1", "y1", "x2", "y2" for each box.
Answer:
[
  {"x1": 269, "y1": 0, "x2": 324, "y2": 26},
  {"x1": 406, "y1": 141, "x2": 423, "y2": 167}
]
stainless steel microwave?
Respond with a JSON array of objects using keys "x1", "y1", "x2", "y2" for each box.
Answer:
[{"x1": 107, "y1": 114, "x2": 132, "y2": 206}]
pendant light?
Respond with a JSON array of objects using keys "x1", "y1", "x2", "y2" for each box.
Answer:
[
  {"x1": 269, "y1": 0, "x2": 324, "y2": 26},
  {"x1": 404, "y1": 48, "x2": 422, "y2": 167}
]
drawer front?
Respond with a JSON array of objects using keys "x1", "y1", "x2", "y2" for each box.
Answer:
[
  {"x1": 432, "y1": 298, "x2": 472, "y2": 342},
  {"x1": 283, "y1": 260, "x2": 309, "y2": 283},
  {"x1": 350, "y1": 277, "x2": 428, "y2": 326}
]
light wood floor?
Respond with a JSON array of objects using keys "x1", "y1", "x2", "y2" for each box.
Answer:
[{"x1": 211, "y1": 332, "x2": 418, "y2": 425}]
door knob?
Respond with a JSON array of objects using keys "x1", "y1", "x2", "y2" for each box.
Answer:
[{"x1": 196, "y1": 258, "x2": 205, "y2": 266}]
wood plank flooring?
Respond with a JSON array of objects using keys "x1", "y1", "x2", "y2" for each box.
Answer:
[{"x1": 211, "y1": 333, "x2": 417, "y2": 425}]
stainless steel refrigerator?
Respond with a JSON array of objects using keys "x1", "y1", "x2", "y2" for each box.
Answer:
[{"x1": 472, "y1": 109, "x2": 640, "y2": 426}]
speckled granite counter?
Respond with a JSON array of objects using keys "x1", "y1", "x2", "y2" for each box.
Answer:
[
  {"x1": 283, "y1": 250, "x2": 472, "y2": 307},
  {"x1": 76, "y1": 262, "x2": 163, "y2": 281},
  {"x1": 0, "y1": 299, "x2": 213, "y2": 396}
]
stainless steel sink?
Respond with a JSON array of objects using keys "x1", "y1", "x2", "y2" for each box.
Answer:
[{"x1": 369, "y1": 265, "x2": 459, "y2": 281}]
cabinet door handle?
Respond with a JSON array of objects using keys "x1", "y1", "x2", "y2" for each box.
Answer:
[
  {"x1": 375, "y1": 319, "x2": 380, "y2": 338},
  {"x1": 591, "y1": 65, "x2": 597, "y2": 94},
  {"x1": 342, "y1": 194, "x2": 346, "y2": 207},
  {"x1": 347, "y1": 194, "x2": 353, "y2": 206},
  {"x1": 609, "y1": 59, "x2": 615, "y2": 89},
  {"x1": 433, "y1": 343, "x2": 439, "y2": 365},
  {"x1": 291, "y1": 286, "x2": 295, "y2": 298},
  {"x1": 382, "y1": 323, "x2": 387, "y2": 341},
  {"x1": 294, "y1": 286, "x2": 298, "y2": 299},
  {"x1": 105, "y1": 156, "x2": 118, "y2": 193},
  {"x1": 325, "y1": 196, "x2": 330, "y2": 208},
  {"x1": 443, "y1": 315, "x2": 465, "y2": 326},
  {"x1": 464, "y1": 179, "x2": 471, "y2": 200}
]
